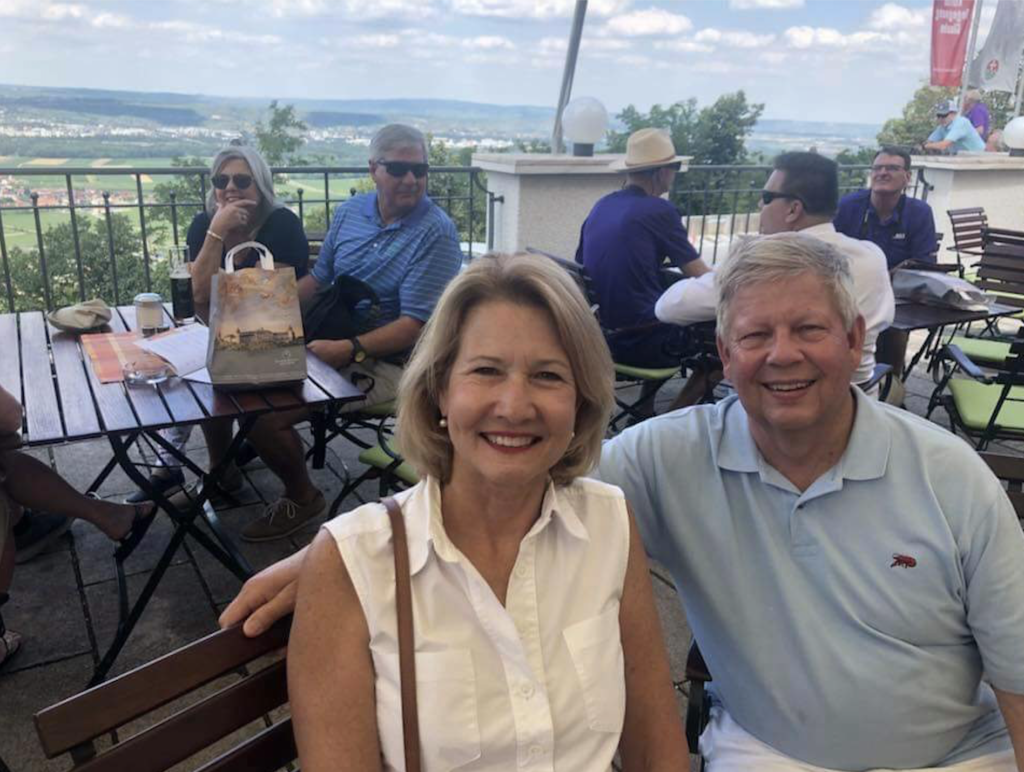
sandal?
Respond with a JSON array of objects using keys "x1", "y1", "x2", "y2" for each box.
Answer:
[
  {"x1": 113, "y1": 503, "x2": 159, "y2": 562},
  {"x1": 0, "y1": 629, "x2": 21, "y2": 670}
]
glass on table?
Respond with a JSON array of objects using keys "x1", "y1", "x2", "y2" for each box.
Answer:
[
  {"x1": 122, "y1": 360, "x2": 173, "y2": 387},
  {"x1": 166, "y1": 245, "x2": 194, "y2": 323}
]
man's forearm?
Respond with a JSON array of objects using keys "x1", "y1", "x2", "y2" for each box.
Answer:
[
  {"x1": 994, "y1": 687, "x2": 1024, "y2": 771},
  {"x1": 358, "y1": 316, "x2": 424, "y2": 358}
]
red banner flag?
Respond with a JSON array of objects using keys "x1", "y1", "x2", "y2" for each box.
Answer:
[{"x1": 931, "y1": 0, "x2": 976, "y2": 86}]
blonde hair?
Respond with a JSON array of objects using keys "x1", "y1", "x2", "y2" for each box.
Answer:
[
  {"x1": 396, "y1": 252, "x2": 614, "y2": 486},
  {"x1": 716, "y1": 233, "x2": 859, "y2": 338}
]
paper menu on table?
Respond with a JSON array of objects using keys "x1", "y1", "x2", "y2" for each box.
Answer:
[{"x1": 135, "y1": 324, "x2": 209, "y2": 376}]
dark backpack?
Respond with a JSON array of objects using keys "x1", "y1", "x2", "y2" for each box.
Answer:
[{"x1": 302, "y1": 274, "x2": 380, "y2": 342}]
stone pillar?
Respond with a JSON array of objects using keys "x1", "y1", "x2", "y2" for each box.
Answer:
[
  {"x1": 472, "y1": 153, "x2": 691, "y2": 260},
  {"x1": 914, "y1": 154, "x2": 1024, "y2": 249}
]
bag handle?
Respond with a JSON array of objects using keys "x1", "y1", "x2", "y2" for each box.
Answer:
[
  {"x1": 223, "y1": 241, "x2": 275, "y2": 273},
  {"x1": 383, "y1": 497, "x2": 421, "y2": 772}
]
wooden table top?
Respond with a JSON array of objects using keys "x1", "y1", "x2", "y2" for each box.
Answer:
[
  {"x1": 890, "y1": 300, "x2": 1019, "y2": 333},
  {"x1": 0, "y1": 305, "x2": 364, "y2": 447}
]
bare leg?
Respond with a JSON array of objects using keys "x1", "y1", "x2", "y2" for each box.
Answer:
[
  {"x1": 0, "y1": 451, "x2": 137, "y2": 541},
  {"x1": 245, "y1": 408, "x2": 318, "y2": 504}
]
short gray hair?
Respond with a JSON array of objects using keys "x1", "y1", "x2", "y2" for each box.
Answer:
[
  {"x1": 715, "y1": 233, "x2": 859, "y2": 338},
  {"x1": 396, "y1": 252, "x2": 613, "y2": 486},
  {"x1": 965, "y1": 89, "x2": 982, "y2": 103},
  {"x1": 369, "y1": 124, "x2": 428, "y2": 162},
  {"x1": 205, "y1": 145, "x2": 280, "y2": 228}
]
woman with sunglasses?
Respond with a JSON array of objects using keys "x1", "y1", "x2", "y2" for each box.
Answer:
[
  {"x1": 125, "y1": 145, "x2": 310, "y2": 507},
  {"x1": 187, "y1": 145, "x2": 309, "y2": 306}
]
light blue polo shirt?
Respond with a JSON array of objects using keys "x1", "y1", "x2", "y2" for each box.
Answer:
[
  {"x1": 312, "y1": 192, "x2": 462, "y2": 325},
  {"x1": 928, "y1": 115, "x2": 986, "y2": 153},
  {"x1": 596, "y1": 389, "x2": 1024, "y2": 770}
]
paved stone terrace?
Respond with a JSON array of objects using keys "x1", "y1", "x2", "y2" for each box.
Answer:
[{"x1": 1, "y1": 332, "x2": 1018, "y2": 771}]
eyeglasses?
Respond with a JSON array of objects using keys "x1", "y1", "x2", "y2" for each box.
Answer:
[
  {"x1": 212, "y1": 173, "x2": 254, "y2": 190},
  {"x1": 376, "y1": 160, "x2": 429, "y2": 179},
  {"x1": 871, "y1": 164, "x2": 906, "y2": 174},
  {"x1": 760, "y1": 190, "x2": 804, "y2": 206}
]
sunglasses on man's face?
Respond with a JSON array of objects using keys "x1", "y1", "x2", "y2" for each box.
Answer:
[
  {"x1": 760, "y1": 190, "x2": 804, "y2": 206},
  {"x1": 871, "y1": 164, "x2": 906, "y2": 174},
  {"x1": 212, "y1": 173, "x2": 254, "y2": 190},
  {"x1": 376, "y1": 160, "x2": 430, "y2": 179}
]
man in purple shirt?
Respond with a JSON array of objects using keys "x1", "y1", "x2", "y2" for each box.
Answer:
[
  {"x1": 964, "y1": 90, "x2": 991, "y2": 141},
  {"x1": 576, "y1": 128, "x2": 710, "y2": 373}
]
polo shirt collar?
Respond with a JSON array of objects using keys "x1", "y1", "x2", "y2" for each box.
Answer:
[
  {"x1": 868, "y1": 193, "x2": 907, "y2": 227},
  {"x1": 407, "y1": 476, "x2": 589, "y2": 575},
  {"x1": 361, "y1": 192, "x2": 432, "y2": 229},
  {"x1": 712, "y1": 389, "x2": 890, "y2": 484}
]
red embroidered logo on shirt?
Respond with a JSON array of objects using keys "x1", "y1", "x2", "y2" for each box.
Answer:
[{"x1": 890, "y1": 554, "x2": 917, "y2": 569}]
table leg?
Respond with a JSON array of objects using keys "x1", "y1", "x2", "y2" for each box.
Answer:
[{"x1": 91, "y1": 428, "x2": 256, "y2": 685}]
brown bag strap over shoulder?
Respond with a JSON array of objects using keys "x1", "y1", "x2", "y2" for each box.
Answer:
[{"x1": 383, "y1": 496, "x2": 421, "y2": 772}]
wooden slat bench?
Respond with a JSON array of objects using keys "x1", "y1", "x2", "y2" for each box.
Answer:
[{"x1": 34, "y1": 618, "x2": 295, "y2": 772}]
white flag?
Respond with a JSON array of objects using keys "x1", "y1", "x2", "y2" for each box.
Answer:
[{"x1": 968, "y1": 0, "x2": 1024, "y2": 92}]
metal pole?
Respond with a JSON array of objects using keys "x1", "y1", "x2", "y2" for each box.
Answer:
[
  {"x1": 552, "y1": 0, "x2": 588, "y2": 154},
  {"x1": 1014, "y1": 49, "x2": 1024, "y2": 116},
  {"x1": 959, "y1": 0, "x2": 984, "y2": 104}
]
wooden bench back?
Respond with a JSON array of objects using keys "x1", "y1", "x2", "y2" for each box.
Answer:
[
  {"x1": 980, "y1": 452, "x2": 1024, "y2": 522},
  {"x1": 973, "y1": 228, "x2": 1024, "y2": 309},
  {"x1": 948, "y1": 207, "x2": 988, "y2": 253},
  {"x1": 34, "y1": 618, "x2": 294, "y2": 772}
]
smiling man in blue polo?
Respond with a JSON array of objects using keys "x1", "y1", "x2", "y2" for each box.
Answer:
[{"x1": 834, "y1": 146, "x2": 938, "y2": 270}]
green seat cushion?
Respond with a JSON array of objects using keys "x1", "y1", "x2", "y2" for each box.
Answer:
[
  {"x1": 948, "y1": 379, "x2": 1024, "y2": 432},
  {"x1": 949, "y1": 336, "x2": 1011, "y2": 364},
  {"x1": 614, "y1": 363, "x2": 679, "y2": 380},
  {"x1": 356, "y1": 399, "x2": 396, "y2": 418},
  {"x1": 358, "y1": 444, "x2": 420, "y2": 486}
]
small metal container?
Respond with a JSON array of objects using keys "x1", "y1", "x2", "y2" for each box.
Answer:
[{"x1": 134, "y1": 292, "x2": 165, "y2": 335}]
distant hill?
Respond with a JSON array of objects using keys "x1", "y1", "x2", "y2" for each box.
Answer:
[{"x1": 0, "y1": 83, "x2": 882, "y2": 160}]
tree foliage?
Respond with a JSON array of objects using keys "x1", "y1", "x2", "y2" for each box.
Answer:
[
  {"x1": 877, "y1": 84, "x2": 958, "y2": 147},
  {"x1": 6, "y1": 213, "x2": 166, "y2": 311},
  {"x1": 607, "y1": 91, "x2": 764, "y2": 165},
  {"x1": 254, "y1": 100, "x2": 308, "y2": 166}
]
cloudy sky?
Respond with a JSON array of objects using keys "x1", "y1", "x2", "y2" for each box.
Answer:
[{"x1": 0, "y1": 0, "x2": 998, "y2": 124}]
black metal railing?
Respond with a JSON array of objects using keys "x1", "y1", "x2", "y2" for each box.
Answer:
[
  {"x1": 0, "y1": 164, "x2": 488, "y2": 312},
  {"x1": 0, "y1": 161, "x2": 932, "y2": 312},
  {"x1": 671, "y1": 164, "x2": 932, "y2": 265}
]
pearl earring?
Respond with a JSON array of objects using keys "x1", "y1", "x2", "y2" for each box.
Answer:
[{"x1": 439, "y1": 417, "x2": 448, "y2": 428}]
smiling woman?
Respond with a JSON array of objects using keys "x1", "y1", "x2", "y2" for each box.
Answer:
[{"x1": 287, "y1": 252, "x2": 690, "y2": 772}]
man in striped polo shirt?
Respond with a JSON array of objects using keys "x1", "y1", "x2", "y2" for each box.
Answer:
[{"x1": 239, "y1": 124, "x2": 462, "y2": 542}]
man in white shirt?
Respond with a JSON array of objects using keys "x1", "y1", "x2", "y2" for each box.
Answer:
[{"x1": 656, "y1": 152, "x2": 894, "y2": 389}]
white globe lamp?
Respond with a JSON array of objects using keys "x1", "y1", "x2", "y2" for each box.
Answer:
[
  {"x1": 562, "y1": 97, "x2": 608, "y2": 157},
  {"x1": 1004, "y1": 116, "x2": 1024, "y2": 156}
]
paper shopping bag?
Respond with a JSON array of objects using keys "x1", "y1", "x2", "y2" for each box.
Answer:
[{"x1": 206, "y1": 241, "x2": 307, "y2": 390}]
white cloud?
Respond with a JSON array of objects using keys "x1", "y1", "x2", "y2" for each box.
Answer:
[
  {"x1": 265, "y1": 0, "x2": 435, "y2": 19},
  {"x1": 867, "y1": 3, "x2": 928, "y2": 30},
  {"x1": 41, "y1": 3, "x2": 84, "y2": 20},
  {"x1": 350, "y1": 34, "x2": 401, "y2": 48},
  {"x1": 90, "y1": 12, "x2": 130, "y2": 28},
  {"x1": 656, "y1": 38, "x2": 714, "y2": 53},
  {"x1": 604, "y1": 7, "x2": 693, "y2": 37},
  {"x1": 730, "y1": 0, "x2": 803, "y2": 8},
  {"x1": 150, "y1": 20, "x2": 281, "y2": 45},
  {"x1": 695, "y1": 28, "x2": 775, "y2": 47},
  {"x1": 463, "y1": 35, "x2": 516, "y2": 50},
  {"x1": 449, "y1": 0, "x2": 628, "y2": 19}
]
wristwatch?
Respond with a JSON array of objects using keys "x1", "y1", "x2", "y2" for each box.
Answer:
[{"x1": 349, "y1": 337, "x2": 368, "y2": 364}]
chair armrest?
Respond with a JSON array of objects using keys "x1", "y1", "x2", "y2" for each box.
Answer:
[{"x1": 945, "y1": 344, "x2": 993, "y2": 383}]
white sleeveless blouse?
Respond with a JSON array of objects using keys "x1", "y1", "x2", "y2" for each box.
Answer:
[{"x1": 324, "y1": 475, "x2": 631, "y2": 772}]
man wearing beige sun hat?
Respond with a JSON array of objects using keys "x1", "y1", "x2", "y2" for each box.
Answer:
[{"x1": 576, "y1": 128, "x2": 710, "y2": 416}]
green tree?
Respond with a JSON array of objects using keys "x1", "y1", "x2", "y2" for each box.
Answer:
[
  {"x1": 877, "y1": 83, "x2": 957, "y2": 147},
  {"x1": 7, "y1": 213, "x2": 164, "y2": 311},
  {"x1": 607, "y1": 91, "x2": 764, "y2": 165},
  {"x1": 426, "y1": 135, "x2": 486, "y2": 251},
  {"x1": 148, "y1": 155, "x2": 209, "y2": 245},
  {"x1": 255, "y1": 100, "x2": 308, "y2": 166}
]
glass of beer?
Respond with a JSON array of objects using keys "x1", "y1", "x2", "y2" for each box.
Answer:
[{"x1": 168, "y1": 245, "x2": 194, "y2": 323}]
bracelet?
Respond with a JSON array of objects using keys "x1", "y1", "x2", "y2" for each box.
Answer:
[{"x1": 206, "y1": 229, "x2": 224, "y2": 243}]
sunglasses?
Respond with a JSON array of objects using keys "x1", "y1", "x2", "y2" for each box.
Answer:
[
  {"x1": 376, "y1": 160, "x2": 429, "y2": 179},
  {"x1": 760, "y1": 190, "x2": 804, "y2": 206},
  {"x1": 871, "y1": 164, "x2": 906, "y2": 174},
  {"x1": 212, "y1": 173, "x2": 254, "y2": 190}
]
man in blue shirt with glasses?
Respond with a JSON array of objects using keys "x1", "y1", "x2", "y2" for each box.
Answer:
[{"x1": 834, "y1": 146, "x2": 937, "y2": 271}]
